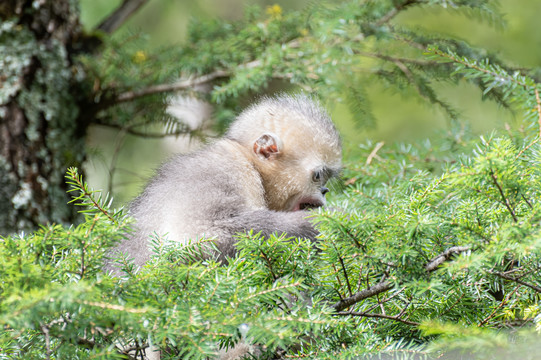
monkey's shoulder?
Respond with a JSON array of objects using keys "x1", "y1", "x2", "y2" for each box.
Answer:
[{"x1": 134, "y1": 140, "x2": 266, "y2": 212}]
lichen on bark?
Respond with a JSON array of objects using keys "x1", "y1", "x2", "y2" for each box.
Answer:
[{"x1": 0, "y1": 1, "x2": 86, "y2": 234}]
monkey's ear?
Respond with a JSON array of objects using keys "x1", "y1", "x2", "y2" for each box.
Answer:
[{"x1": 253, "y1": 133, "x2": 282, "y2": 160}]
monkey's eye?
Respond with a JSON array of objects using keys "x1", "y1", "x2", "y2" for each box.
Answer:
[{"x1": 312, "y1": 170, "x2": 323, "y2": 183}]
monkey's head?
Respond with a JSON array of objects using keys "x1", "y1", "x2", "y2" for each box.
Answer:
[{"x1": 227, "y1": 94, "x2": 342, "y2": 212}]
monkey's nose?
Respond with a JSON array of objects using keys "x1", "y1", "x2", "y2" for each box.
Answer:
[{"x1": 321, "y1": 187, "x2": 329, "y2": 195}]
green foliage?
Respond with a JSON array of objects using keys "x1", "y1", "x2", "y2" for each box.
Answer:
[
  {"x1": 3, "y1": 1, "x2": 541, "y2": 359},
  {"x1": 0, "y1": 172, "x2": 343, "y2": 359},
  {"x1": 82, "y1": 0, "x2": 514, "y2": 132},
  {"x1": 3, "y1": 118, "x2": 541, "y2": 358}
]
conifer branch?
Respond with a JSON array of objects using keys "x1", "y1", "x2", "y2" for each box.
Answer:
[
  {"x1": 535, "y1": 88, "x2": 541, "y2": 138},
  {"x1": 425, "y1": 246, "x2": 471, "y2": 272},
  {"x1": 478, "y1": 285, "x2": 521, "y2": 327},
  {"x1": 114, "y1": 68, "x2": 231, "y2": 104},
  {"x1": 488, "y1": 270, "x2": 541, "y2": 293},
  {"x1": 259, "y1": 248, "x2": 278, "y2": 281},
  {"x1": 489, "y1": 171, "x2": 518, "y2": 222},
  {"x1": 428, "y1": 47, "x2": 532, "y2": 89},
  {"x1": 40, "y1": 323, "x2": 52, "y2": 360},
  {"x1": 332, "y1": 246, "x2": 472, "y2": 312},
  {"x1": 514, "y1": 137, "x2": 539, "y2": 161},
  {"x1": 113, "y1": 58, "x2": 262, "y2": 105},
  {"x1": 96, "y1": 0, "x2": 149, "y2": 34},
  {"x1": 65, "y1": 168, "x2": 117, "y2": 223},
  {"x1": 374, "y1": 0, "x2": 419, "y2": 27},
  {"x1": 94, "y1": 121, "x2": 202, "y2": 138},
  {"x1": 337, "y1": 248, "x2": 353, "y2": 297},
  {"x1": 337, "y1": 310, "x2": 420, "y2": 326},
  {"x1": 331, "y1": 280, "x2": 393, "y2": 312}
]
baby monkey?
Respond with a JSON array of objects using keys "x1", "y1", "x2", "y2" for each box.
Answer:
[{"x1": 114, "y1": 93, "x2": 342, "y2": 267}]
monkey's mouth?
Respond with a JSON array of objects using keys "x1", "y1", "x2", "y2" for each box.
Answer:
[{"x1": 292, "y1": 197, "x2": 325, "y2": 211}]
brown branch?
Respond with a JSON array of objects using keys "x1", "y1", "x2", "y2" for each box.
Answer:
[
  {"x1": 96, "y1": 0, "x2": 149, "y2": 34},
  {"x1": 337, "y1": 310, "x2": 420, "y2": 326},
  {"x1": 374, "y1": 0, "x2": 420, "y2": 27},
  {"x1": 331, "y1": 280, "x2": 393, "y2": 312},
  {"x1": 514, "y1": 137, "x2": 539, "y2": 161},
  {"x1": 488, "y1": 270, "x2": 541, "y2": 293},
  {"x1": 259, "y1": 249, "x2": 278, "y2": 281},
  {"x1": 521, "y1": 194, "x2": 533, "y2": 210},
  {"x1": 439, "y1": 292, "x2": 466, "y2": 318},
  {"x1": 41, "y1": 324, "x2": 52, "y2": 360},
  {"x1": 331, "y1": 263, "x2": 345, "y2": 294},
  {"x1": 114, "y1": 69, "x2": 231, "y2": 104},
  {"x1": 113, "y1": 59, "x2": 262, "y2": 106},
  {"x1": 478, "y1": 285, "x2": 520, "y2": 327},
  {"x1": 425, "y1": 246, "x2": 470, "y2": 272},
  {"x1": 67, "y1": 169, "x2": 116, "y2": 223},
  {"x1": 332, "y1": 246, "x2": 472, "y2": 312},
  {"x1": 93, "y1": 121, "x2": 207, "y2": 139},
  {"x1": 356, "y1": 51, "x2": 439, "y2": 67},
  {"x1": 489, "y1": 171, "x2": 518, "y2": 222},
  {"x1": 333, "y1": 244, "x2": 353, "y2": 297}
]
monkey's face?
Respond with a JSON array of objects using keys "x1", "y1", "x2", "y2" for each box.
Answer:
[
  {"x1": 286, "y1": 166, "x2": 336, "y2": 211},
  {"x1": 252, "y1": 131, "x2": 341, "y2": 212},
  {"x1": 279, "y1": 157, "x2": 341, "y2": 212},
  {"x1": 229, "y1": 95, "x2": 342, "y2": 212}
]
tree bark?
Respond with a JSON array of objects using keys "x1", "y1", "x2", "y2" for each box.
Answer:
[{"x1": 0, "y1": 0, "x2": 88, "y2": 234}]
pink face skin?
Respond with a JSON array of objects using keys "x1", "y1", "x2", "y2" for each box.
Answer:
[{"x1": 289, "y1": 195, "x2": 326, "y2": 212}]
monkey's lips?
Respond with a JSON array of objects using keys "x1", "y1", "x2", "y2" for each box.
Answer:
[{"x1": 292, "y1": 197, "x2": 325, "y2": 211}]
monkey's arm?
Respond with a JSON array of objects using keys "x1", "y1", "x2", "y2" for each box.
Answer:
[{"x1": 212, "y1": 210, "x2": 318, "y2": 258}]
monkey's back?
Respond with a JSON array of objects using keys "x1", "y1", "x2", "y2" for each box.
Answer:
[{"x1": 117, "y1": 140, "x2": 266, "y2": 267}]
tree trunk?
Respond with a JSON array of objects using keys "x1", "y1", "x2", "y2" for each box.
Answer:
[{"x1": 0, "y1": 0, "x2": 88, "y2": 234}]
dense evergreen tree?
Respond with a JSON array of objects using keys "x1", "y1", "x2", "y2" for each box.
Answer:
[{"x1": 1, "y1": 1, "x2": 539, "y2": 358}]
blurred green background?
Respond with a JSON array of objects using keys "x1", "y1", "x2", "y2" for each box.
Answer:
[{"x1": 81, "y1": 0, "x2": 541, "y2": 205}]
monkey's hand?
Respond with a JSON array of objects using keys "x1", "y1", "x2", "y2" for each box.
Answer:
[{"x1": 211, "y1": 209, "x2": 318, "y2": 258}]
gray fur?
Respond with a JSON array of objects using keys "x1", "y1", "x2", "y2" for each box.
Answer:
[{"x1": 108, "y1": 93, "x2": 342, "y2": 271}]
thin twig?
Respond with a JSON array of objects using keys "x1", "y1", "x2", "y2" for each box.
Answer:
[
  {"x1": 41, "y1": 324, "x2": 52, "y2": 360},
  {"x1": 332, "y1": 246, "x2": 473, "y2": 312},
  {"x1": 108, "y1": 128, "x2": 127, "y2": 195},
  {"x1": 439, "y1": 292, "x2": 466, "y2": 318},
  {"x1": 67, "y1": 170, "x2": 116, "y2": 223},
  {"x1": 94, "y1": 121, "x2": 202, "y2": 139},
  {"x1": 535, "y1": 89, "x2": 541, "y2": 137},
  {"x1": 259, "y1": 249, "x2": 277, "y2": 281},
  {"x1": 319, "y1": 214, "x2": 362, "y2": 248},
  {"x1": 331, "y1": 263, "x2": 344, "y2": 292},
  {"x1": 335, "y1": 245, "x2": 353, "y2": 297},
  {"x1": 96, "y1": 0, "x2": 149, "y2": 34},
  {"x1": 331, "y1": 280, "x2": 393, "y2": 312},
  {"x1": 425, "y1": 246, "x2": 470, "y2": 272},
  {"x1": 356, "y1": 51, "x2": 438, "y2": 67},
  {"x1": 488, "y1": 270, "x2": 541, "y2": 293},
  {"x1": 115, "y1": 69, "x2": 231, "y2": 104},
  {"x1": 366, "y1": 141, "x2": 384, "y2": 165},
  {"x1": 374, "y1": 0, "x2": 419, "y2": 27},
  {"x1": 514, "y1": 137, "x2": 539, "y2": 161},
  {"x1": 489, "y1": 171, "x2": 518, "y2": 222},
  {"x1": 478, "y1": 285, "x2": 520, "y2": 327},
  {"x1": 521, "y1": 194, "x2": 533, "y2": 210},
  {"x1": 431, "y1": 48, "x2": 530, "y2": 88},
  {"x1": 337, "y1": 311, "x2": 420, "y2": 326}
]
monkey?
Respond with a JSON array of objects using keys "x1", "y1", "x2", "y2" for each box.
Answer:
[
  {"x1": 109, "y1": 93, "x2": 342, "y2": 269},
  {"x1": 107, "y1": 93, "x2": 341, "y2": 360}
]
